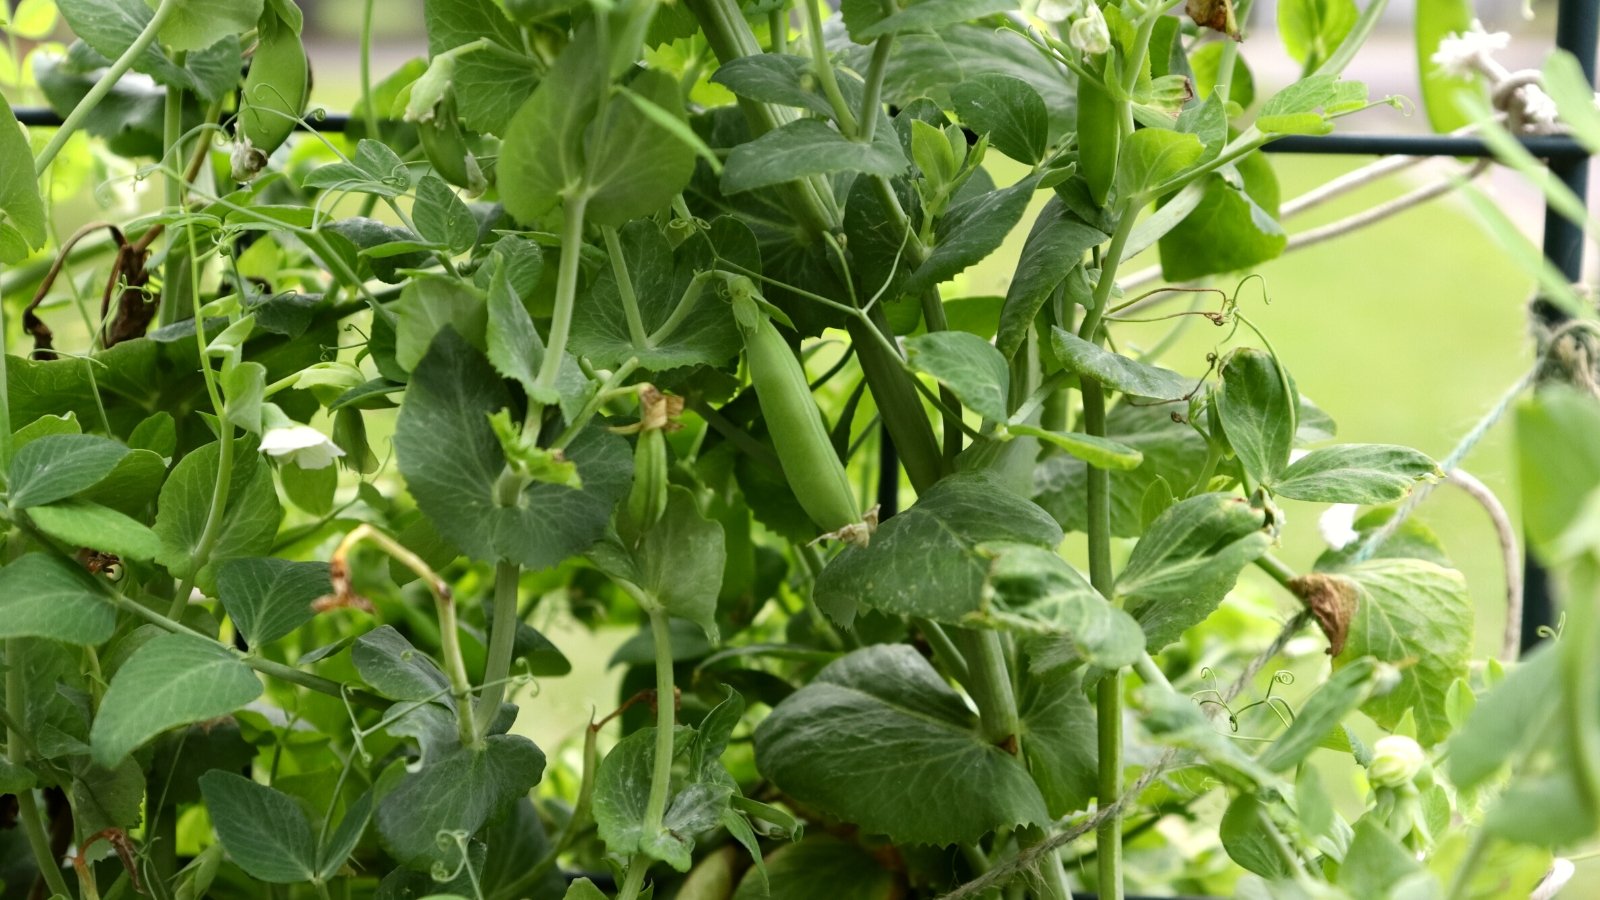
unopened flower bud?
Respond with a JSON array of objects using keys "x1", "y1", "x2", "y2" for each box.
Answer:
[
  {"x1": 1369, "y1": 734, "x2": 1426, "y2": 788},
  {"x1": 1070, "y1": 3, "x2": 1111, "y2": 55}
]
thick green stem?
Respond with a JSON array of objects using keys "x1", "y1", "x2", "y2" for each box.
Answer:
[
  {"x1": 34, "y1": 0, "x2": 182, "y2": 177},
  {"x1": 538, "y1": 193, "x2": 590, "y2": 394},
  {"x1": 0, "y1": 270, "x2": 12, "y2": 478},
  {"x1": 1076, "y1": 206, "x2": 1138, "y2": 343},
  {"x1": 361, "y1": 0, "x2": 381, "y2": 140},
  {"x1": 473, "y1": 560, "x2": 522, "y2": 735},
  {"x1": 616, "y1": 853, "x2": 652, "y2": 900},
  {"x1": 955, "y1": 629, "x2": 1019, "y2": 747},
  {"x1": 801, "y1": 0, "x2": 858, "y2": 136},
  {"x1": 603, "y1": 224, "x2": 650, "y2": 349},
  {"x1": 7, "y1": 639, "x2": 75, "y2": 899},
  {"x1": 1083, "y1": 376, "x2": 1122, "y2": 900},
  {"x1": 642, "y1": 607, "x2": 678, "y2": 833},
  {"x1": 168, "y1": 426, "x2": 233, "y2": 617},
  {"x1": 159, "y1": 53, "x2": 189, "y2": 329}
]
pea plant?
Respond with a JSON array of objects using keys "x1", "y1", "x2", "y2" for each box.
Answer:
[{"x1": 1, "y1": 0, "x2": 1599, "y2": 896}]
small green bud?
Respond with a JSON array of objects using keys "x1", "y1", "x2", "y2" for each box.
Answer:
[{"x1": 1369, "y1": 734, "x2": 1426, "y2": 788}]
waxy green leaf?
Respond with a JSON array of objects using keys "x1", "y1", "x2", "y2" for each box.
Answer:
[
  {"x1": 722, "y1": 119, "x2": 907, "y2": 194},
  {"x1": 974, "y1": 542, "x2": 1144, "y2": 671},
  {"x1": 217, "y1": 557, "x2": 330, "y2": 647},
  {"x1": 153, "y1": 439, "x2": 282, "y2": 592},
  {"x1": 904, "y1": 330, "x2": 1010, "y2": 422},
  {"x1": 91, "y1": 633, "x2": 263, "y2": 766},
  {"x1": 0, "y1": 95, "x2": 45, "y2": 263},
  {"x1": 376, "y1": 733, "x2": 546, "y2": 870},
  {"x1": 1116, "y1": 493, "x2": 1272, "y2": 650},
  {"x1": 1117, "y1": 129, "x2": 1204, "y2": 197},
  {"x1": 590, "y1": 487, "x2": 726, "y2": 640},
  {"x1": 902, "y1": 174, "x2": 1039, "y2": 298},
  {"x1": 997, "y1": 199, "x2": 1106, "y2": 359},
  {"x1": 754, "y1": 644, "x2": 1050, "y2": 845},
  {"x1": 1051, "y1": 327, "x2": 1196, "y2": 402},
  {"x1": 1269, "y1": 443, "x2": 1438, "y2": 504},
  {"x1": 815, "y1": 472, "x2": 1062, "y2": 626},
  {"x1": 395, "y1": 328, "x2": 632, "y2": 570},
  {"x1": 198, "y1": 771, "x2": 318, "y2": 883},
  {"x1": 950, "y1": 74, "x2": 1049, "y2": 164},
  {"x1": 9, "y1": 433, "x2": 130, "y2": 508},
  {"x1": 423, "y1": 0, "x2": 538, "y2": 133},
  {"x1": 1216, "y1": 347, "x2": 1297, "y2": 486},
  {"x1": 0, "y1": 553, "x2": 117, "y2": 645},
  {"x1": 27, "y1": 499, "x2": 162, "y2": 561},
  {"x1": 147, "y1": 0, "x2": 261, "y2": 52},
  {"x1": 1334, "y1": 559, "x2": 1472, "y2": 745},
  {"x1": 710, "y1": 54, "x2": 836, "y2": 118}
]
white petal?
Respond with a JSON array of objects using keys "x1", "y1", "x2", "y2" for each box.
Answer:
[
  {"x1": 1318, "y1": 504, "x2": 1360, "y2": 550},
  {"x1": 261, "y1": 424, "x2": 334, "y2": 454}
]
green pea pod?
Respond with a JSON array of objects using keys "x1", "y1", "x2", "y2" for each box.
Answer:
[
  {"x1": 621, "y1": 426, "x2": 669, "y2": 545},
  {"x1": 418, "y1": 93, "x2": 488, "y2": 197},
  {"x1": 735, "y1": 287, "x2": 863, "y2": 537},
  {"x1": 1077, "y1": 75, "x2": 1119, "y2": 207},
  {"x1": 232, "y1": 6, "x2": 309, "y2": 181}
]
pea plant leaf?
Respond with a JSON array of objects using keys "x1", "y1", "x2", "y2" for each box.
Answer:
[
  {"x1": 1216, "y1": 347, "x2": 1297, "y2": 486},
  {"x1": 1278, "y1": 0, "x2": 1358, "y2": 71},
  {"x1": 375, "y1": 733, "x2": 546, "y2": 870},
  {"x1": 593, "y1": 725, "x2": 735, "y2": 871},
  {"x1": 1017, "y1": 665, "x2": 1099, "y2": 816},
  {"x1": 1157, "y1": 152, "x2": 1286, "y2": 281},
  {"x1": 997, "y1": 199, "x2": 1107, "y2": 359},
  {"x1": 147, "y1": 0, "x2": 261, "y2": 52},
  {"x1": 589, "y1": 486, "x2": 727, "y2": 640},
  {"x1": 570, "y1": 217, "x2": 749, "y2": 371},
  {"x1": 1268, "y1": 444, "x2": 1439, "y2": 504},
  {"x1": 216, "y1": 557, "x2": 331, "y2": 647},
  {"x1": 0, "y1": 96, "x2": 45, "y2": 263},
  {"x1": 753, "y1": 644, "x2": 1050, "y2": 845},
  {"x1": 1256, "y1": 74, "x2": 1370, "y2": 135},
  {"x1": 1334, "y1": 558, "x2": 1473, "y2": 745},
  {"x1": 497, "y1": 21, "x2": 603, "y2": 223},
  {"x1": 1117, "y1": 128, "x2": 1205, "y2": 197},
  {"x1": 731, "y1": 836, "x2": 898, "y2": 899},
  {"x1": 394, "y1": 328, "x2": 632, "y2": 570},
  {"x1": 1051, "y1": 328, "x2": 1196, "y2": 402},
  {"x1": 974, "y1": 542, "x2": 1145, "y2": 672},
  {"x1": 1035, "y1": 401, "x2": 1210, "y2": 536},
  {"x1": 583, "y1": 69, "x2": 700, "y2": 226},
  {"x1": 814, "y1": 472, "x2": 1063, "y2": 626},
  {"x1": 0, "y1": 553, "x2": 117, "y2": 645},
  {"x1": 1256, "y1": 656, "x2": 1381, "y2": 772},
  {"x1": 710, "y1": 54, "x2": 836, "y2": 118},
  {"x1": 152, "y1": 439, "x2": 283, "y2": 592},
  {"x1": 392, "y1": 273, "x2": 487, "y2": 372},
  {"x1": 902, "y1": 174, "x2": 1040, "y2": 298},
  {"x1": 1447, "y1": 644, "x2": 1559, "y2": 790},
  {"x1": 26, "y1": 499, "x2": 162, "y2": 561},
  {"x1": 352, "y1": 626, "x2": 452, "y2": 703},
  {"x1": 413, "y1": 173, "x2": 478, "y2": 254},
  {"x1": 852, "y1": 0, "x2": 1018, "y2": 41},
  {"x1": 197, "y1": 771, "x2": 318, "y2": 883},
  {"x1": 423, "y1": 0, "x2": 538, "y2": 133},
  {"x1": 1114, "y1": 493, "x2": 1273, "y2": 650},
  {"x1": 8, "y1": 433, "x2": 130, "y2": 508},
  {"x1": 91, "y1": 632, "x2": 264, "y2": 766},
  {"x1": 950, "y1": 74, "x2": 1049, "y2": 165},
  {"x1": 722, "y1": 119, "x2": 908, "y2": 194},
  {"x1": 904, "y1": 330, "x2": 1011, "y2": 422}
]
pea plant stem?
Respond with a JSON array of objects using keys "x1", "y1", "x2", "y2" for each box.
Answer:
[
  {"x1": 955, "y1": 629, "x2": 1020, "y2": 746},
  {"x1": 615, "y1": 605, "x2": 680, "y2": 900},
  {"x1": 33, "y1": 0, "x2": 182, "y2": 178},
  {"x1": 538, "y1": 193, "x2": 590, "y2": 396},
  {"x1": 159, "y1": 58, "x2": 189, "y2": 329},
  {"x1": 473, "y1": 560, "x2": 522, "y2": 737},
  {"x1": 7, "y1": 639, "x2": 75, "y2": 899},
  {"x1": 801, "y1": 0, "x2": 858, "y2": 136}
]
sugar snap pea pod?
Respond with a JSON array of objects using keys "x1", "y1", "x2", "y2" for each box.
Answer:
[
  {"x1": 418, "y1": 93, "x2": 489, "y2": 197},
  {"x1": 231, "y1": 5, "x2": 309, "y2": 182},
  {"x1": 1077, "y1": 75, "x2": 1119, "y2": 207},
  {"x1": 730, "y1": 278, "x2": 870, "y2": 542}
]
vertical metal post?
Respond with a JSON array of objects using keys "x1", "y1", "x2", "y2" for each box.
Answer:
[{"x1": 1523, "y1": 0, "x2": 1599, "y2": 650}]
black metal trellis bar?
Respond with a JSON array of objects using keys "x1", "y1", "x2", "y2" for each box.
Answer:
[{"x1": 1522, "y1": 0, "x2": 1598, "y2": 651}]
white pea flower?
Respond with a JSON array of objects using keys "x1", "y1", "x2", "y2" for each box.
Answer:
[
  {"x1": 1531, "y1": 859, "x2": 1575, "y2": 900},
  {"x1": 1035, "y1": 0, "x2": 1085, "y2": 23},
  {"x1": 260, "y1": 423, "x2": 345, "y2": 469},
  {"x1": 1069, "y1": 2, "x2": 1110, "y2": 55},
  {"x1": 1430, "y1": 20, "x2": 1510, "y2": 78},
  {"x1": 1318, "y1": 503, "x2": 1360, "y2": 550},
  {"x1": 1520, "y1": 84, "x2": 1560, "y2": 126},
  {"x1": 1369, "y1": 734, "x2": 1426, "y2": 788}
]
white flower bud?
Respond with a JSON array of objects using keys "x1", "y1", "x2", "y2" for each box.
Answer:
[
  {"x1": 1070, "y1": 2, "x2": 1111, "y2": 55},
  {"x1": 260, "y1": 423, "x2": 345, "y2": 470},
  {"x1": 1369, "y1": 734, "x2": 1426, "y2": 788},
  {"x1": 1318, "y1": 504, "x2": 1360, "y2": 550},
  {"x1": 1430, "y1": 20, "x2": 1510, "y2": 79}
]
